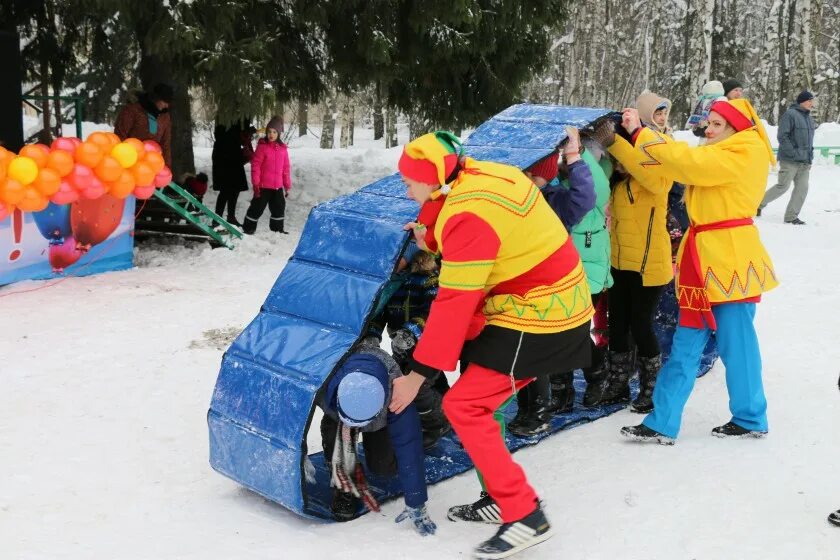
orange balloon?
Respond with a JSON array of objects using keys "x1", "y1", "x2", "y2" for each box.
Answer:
[
  {"x1": 17, "y1": 186, "x2": 49, "y2": 212},
  {"x1": 131, "y1": 161, "x2": 156, "y2": 186},
  {"x1": 110, "y1": 170, "x2": 136, "y2": 198},
  {"x1": 0, "y1": 178, "x2": 25, "y2": 205},
  {"x1": 95, "y1": 155, "x2": 123, "y2": 183},
  {"x1": 105, "y1": 132, "x2": 121, "y2": 147},
  {"x1": 19, "y1": 144, "x2": 50, "y2": 168},
  {"x1": 143, "y1": 151, "x2": 166, "y2": 174},
  {"x1": 0, "y1": 160, "x2": 5, "y2": 183},
  {"x1": 87, "y1": 131, "x2": 112, "y2": 149},
  {"x1": 32, "y1": 168, "x2": 61, "y2": 196},
  {"x1": 124, "y1": 138, "x2": 145, "y2": 156},
  {"x1": 46, "y1": 150, "x2": 75, "y2": 177},
  {"x1": 75, "y1": 142, "x2": 104, "y2": 169}
]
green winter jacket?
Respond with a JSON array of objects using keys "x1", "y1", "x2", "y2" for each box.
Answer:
[{"x1": 559, "y1": 149, "x2": 613, "y2": 294}]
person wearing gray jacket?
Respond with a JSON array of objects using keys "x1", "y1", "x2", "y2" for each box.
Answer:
[{"x1": 759, "y1": 90, "x2": 817, "y2": 225}]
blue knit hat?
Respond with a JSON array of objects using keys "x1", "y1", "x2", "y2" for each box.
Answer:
[{"x1": 336, "y1": 370, "x2": 386, "y2": 427}]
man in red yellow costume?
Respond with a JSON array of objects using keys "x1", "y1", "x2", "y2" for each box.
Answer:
[
  {"x1": 388, "y1": 132, "x2": 593, "y2": 559},
  {"x1": 597, "y1": 99, "x2": 779, "y2": 444}
]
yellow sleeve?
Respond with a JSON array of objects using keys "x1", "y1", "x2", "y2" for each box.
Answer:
[
  {"x1": 631, "y1": 127, "x2": 742, "y2": 187},
  {"x1": 607, "y1": 135, "x2": 671, "y2": 195}
]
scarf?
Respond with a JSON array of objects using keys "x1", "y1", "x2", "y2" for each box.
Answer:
[
  {"x1": 677, "y1": 218, "x2": 753, "y2": 330},
  {"x1": 330, "y1": 423, "x2": 380, "y2": 513}
]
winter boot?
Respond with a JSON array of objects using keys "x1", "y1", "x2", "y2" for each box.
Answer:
[
  {"x1": 507, "y1": 384, "x2": 532, "y2": 433},
  {"x1": 226, "y1": 216, "x2": 242, "y2": 227},
  {"x1": 592, "y1": 350, "x2": 635, "y2": 406},
  {"x1": 582, "y1": 345, "x2": 609, "y2": 407},
  {"x1": 447, "y1": 491, "x2": 502, "y2": 524},
  {"x1": 331, "y1": 490, "x2": 360, "y2": 521},
  {"x1": 631, "y1": 354, "x2": 662, "y2": 413},
  {"x1": 472, "y1": 502, "x2": 553, "y2": 559},
  {"x1": 415, "y1": 382, "x2": 451, "y2": 450},
  {"x1": 509, "y1": 379, "x2": 552, "y2": 437},
  {"x1": 711, "y1": 422, "x2": 767, "y2": 439},
  {"x1": 549, "y1": 371, "x2": 575, "y2": 414},
  {"x1": 828, "y1": 510, "x2": 840, "y2": 527},
  {"x1": 620, "y1": 424, "x2": 674, "y2": 445}
]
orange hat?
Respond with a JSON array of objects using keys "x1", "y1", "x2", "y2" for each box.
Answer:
[
  {"x1": 709, "y1": 99, "x2": 776, "y2": 165},
  {"x1": 398, "y1": 131, "x2": 462, "y2": 186}
]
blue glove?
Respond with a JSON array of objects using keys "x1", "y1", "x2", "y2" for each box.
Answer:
[{"x1": 395, "y1": 504, "x2": 437, "y2": 536}]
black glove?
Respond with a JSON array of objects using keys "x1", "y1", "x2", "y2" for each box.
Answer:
[
  {"x1": 390, "y1": 328, "x2": 418, "y2": 366},
  {"x1": 692, "y1": 125, "x2": 707, "y2": 138}
]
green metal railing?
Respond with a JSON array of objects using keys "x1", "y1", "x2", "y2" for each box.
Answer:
[
  {"x1": 772, "y1": 146, "x2": 840, "y2": 165},
  {"x1": 22, "y1": 94, "x2": 86, "y2": 138},
  {"x1": 151, "y1": 182, "x2": 243, "y2": 249}
]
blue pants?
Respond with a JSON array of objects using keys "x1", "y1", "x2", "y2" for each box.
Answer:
[{"x1": 643, "y1": 302, "x2": 768, "y2": 439}]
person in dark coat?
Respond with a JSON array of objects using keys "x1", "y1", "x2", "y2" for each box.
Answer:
[
  {"x1": 319, "y1": 336, "x2": 436, "y2": 536},
  {"x1": 212, "y1": 120, "x2": 253, "y2": 226},
  {"x1": 114, "y1": 83, "x2": 173, "y2": 167},
  {"x1": 759, "y1": 90, "x2": 817, "y2": 225}
]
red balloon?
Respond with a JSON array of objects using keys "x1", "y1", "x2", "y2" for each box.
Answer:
[
  {"x1": 143, "y1": 140, "x2": 162, "y2": 153},
  {"x1": 153, "y1": 168, "x2": 172, "y2": 188},
  {"x1": 50, "y1": 180, "x2": 80, "y2": 206},
  {"x1": 133, "y1": 185, "x2": 156, "y2": 200},
  {"x1": 51, "y1": 137, "x2": 78, "y2": 153},
  {"x1": 49, "y1": 235, "x2": 84, "y2": 273},
  {"x1": 68, "y1": 164, "x2": 94, "y2": 192},
  {"x1": 70, "y1": 193, "x2": 126, "y2": 248},
  {"x1": 81, "y1": 177, "x2": 107, "y2": 200}
]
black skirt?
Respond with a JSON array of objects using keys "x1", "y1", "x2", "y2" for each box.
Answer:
[{"x1": 461, "y1": 322, "x2": 592, "y2": 379}]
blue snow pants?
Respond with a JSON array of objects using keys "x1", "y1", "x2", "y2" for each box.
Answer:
[{"x1": 643, "y1": 302, "x2": 768, "y2": 439}]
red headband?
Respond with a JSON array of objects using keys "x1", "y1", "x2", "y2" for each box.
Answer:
[
  {"x1": 398, "y1": 152, "x2": 458, "y2": 185},
  {"x1": 709, "y1": 101, "x2": 753, "y2": 132}
]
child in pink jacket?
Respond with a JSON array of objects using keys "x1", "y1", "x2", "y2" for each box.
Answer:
[{"x1": 243, "y1": 115, "x2": 291, "y2": 234}]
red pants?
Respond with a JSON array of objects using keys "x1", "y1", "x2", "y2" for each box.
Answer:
[{"x1": 442, "y1": 363, "x2": 537, "y2": 523}]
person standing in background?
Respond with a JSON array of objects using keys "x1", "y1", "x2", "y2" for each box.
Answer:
[
  {"x1": 114, "y1": 83, "x2": 173, "y2": 168},
  {"x1": 723, "y1": 79, "x2": 744, "y2": 100},
  {"x1": 212, "y1": 120, "x2": 253, "y2": 226}
]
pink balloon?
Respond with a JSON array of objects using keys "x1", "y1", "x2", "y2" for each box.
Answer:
[
  {"x1": 50, "y1": 180, "x2": 80, "y2": 206},
  {"x1": 0, "y1": 201, "x2": 10, "y2": 222},
  {"x1": 153, "y1": 168, "x2": 172, "y2": 188},
  {"x1": 68, "y1": 163, "x2": 94, "y2": 192},
  {"x1": 51, "y1": 137, "x2": 78, "y2": 153},
  {"x1": 81, "y1": 177, "x2": 106, "y2": 200},
  {"x1": 49, "y1": 235, "x2": 84, "y2": 273},
  {"x1": 133, "y1": 185, "x2": 156, "y2": 200},
  {"x1": 143, "y1": 140, "x2": 162, "y2": 153}
]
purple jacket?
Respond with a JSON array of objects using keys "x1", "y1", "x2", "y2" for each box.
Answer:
[
  {"x1": 540, "y1": 159, "x2": 595, "y2": 231},
  {"x1": 251, "y1": 138, "x2": 292, "y2": 191}
]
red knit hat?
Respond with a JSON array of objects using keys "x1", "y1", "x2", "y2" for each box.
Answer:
[
  {"x1": 525, "y1": 152, "x2": 559, "y2": 182},
  {"x1": 708, "y1": 100, "x2": 752, "y2": 132}
]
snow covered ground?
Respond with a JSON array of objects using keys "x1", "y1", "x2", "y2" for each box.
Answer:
[{"x1": 2, "y1": 127, "x2": 840, "y2": 560}]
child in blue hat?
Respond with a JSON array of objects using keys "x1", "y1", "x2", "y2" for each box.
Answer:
[{"x1": 319, "y1": 336, "x2": 436, "y2": 536}]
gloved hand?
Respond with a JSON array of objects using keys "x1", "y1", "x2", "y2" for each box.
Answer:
[
  {"x1": 253, "y1": 185, "x2": 261, "y2": 198},
  {"x1": 395, "y1": 504, "x2": 437, "y2": 536},
  {"x1": 390, "y1": 328, "x2": 418, "y2": 365},
  {"x1": 590, "y1": 118, "x2": 617, "y2": 148}
]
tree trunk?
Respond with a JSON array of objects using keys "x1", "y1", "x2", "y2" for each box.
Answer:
[
  {"x1": 373, "y1": 83, "x2": 384, "y2": 140},
  {"x1": 137, "y1": 52, "x2": 195, "y2": 177},
  {"x1": 320, "y1": 92, "x2": 337, "y2": 149},
  {"x1": 339, "y1": 94, "x2": 351, "y2": 148},
  {"x1": 37, "y1": 6, "x2": 53, "y2": 143},
  {"x1": 297, "y1": 100, "x2": 307, "y2": 137},
  {"x1": 385, "y1": 105, "x2": 397, "y2": 148}
]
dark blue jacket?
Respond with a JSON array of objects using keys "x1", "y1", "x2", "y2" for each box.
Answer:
[
  {"x1": 323, "y1": 351, "x2": 427, "y2": 507},
  {"x1": 541, "y1": 159, "x2": 596, "y2": 231},
  {"x1": 777, "y1": 104, "x2": 816, "y2": 164}
]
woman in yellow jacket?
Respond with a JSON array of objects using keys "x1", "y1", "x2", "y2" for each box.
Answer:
[
  {"x1": 602, "y1": 98, "x2": 779, "y2": 443},
  {"x1": 588, "y1": 91, "x2": 674, "y2": 412}
]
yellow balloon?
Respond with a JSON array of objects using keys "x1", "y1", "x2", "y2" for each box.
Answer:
[
  {"x1": 7, "y1": 156, "x2": 39, "y2": 185},
  {"x1": 111, "y1": 143, "x2": 139, "y2": 168}
]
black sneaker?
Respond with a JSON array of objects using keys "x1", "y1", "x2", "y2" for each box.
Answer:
[
  {"x1": 331, "y1": 490, "x2": 359, "y2": 522},
  {"x1": 711, "y1": 421, "x2": 767, "y2": 438},
  {"x1": 784, "y1": 217, "x2": 806, "y2": 225},
  {"x1": 447, "y1": 492, "x2": 502, "y2": 524},
  {"x1": 828, "y1": 509, "x2": 840, "y2": 527},
  {"x1": 472, "y1": 503, "x2": 553, "y2": 559},
  {"x1": 620, "y1": 424, "x2": 675, "y2": 445}
]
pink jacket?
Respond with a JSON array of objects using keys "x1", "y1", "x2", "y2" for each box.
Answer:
[{"x1": 251, "y1": 138, "x2": 291, "y2": 191}]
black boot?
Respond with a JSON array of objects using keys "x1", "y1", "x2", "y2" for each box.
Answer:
[
  {"x1": 592, "y1": 350, "x2": 635, "y2": 406},
  {"x1": 631, "y1": 354, "x2": 662, "y2": 413},
  {"x1": 582, "y1": 345, "x2": 609, "y2": 407},
  {"x1": 331, "y1": 489, "x2": 360, "y2": 521},
  {"x1": 711, "y1": 421, "x2": 767, "y2": 439},
  {"x1": 473, "y1": 502, "x2": 553, "y2": 559},
  {"x1": 226, "y1": 216, "x2": 242, "y2": 227},
  {"x1": 415, "y1": 382, "x2": 451, "y2": 450},
  {"x1": 828, "y1": 509, "x2": 840, "y2": 527},
  {"x1": 549, "y1": 371, "x2": 575, "y2": 414},
  {"x1": 507, "y1": 384, "x2": 531, "y2": 433},
  {"x1": 620, "y1": 424, "x2": 674, "y2": 445},
  {"x1": 509, "y1": 379, "x2": 552, "y2": 437},
  {"x1": 447, "y1": 491, "x2": 502, "y2": 524}
]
